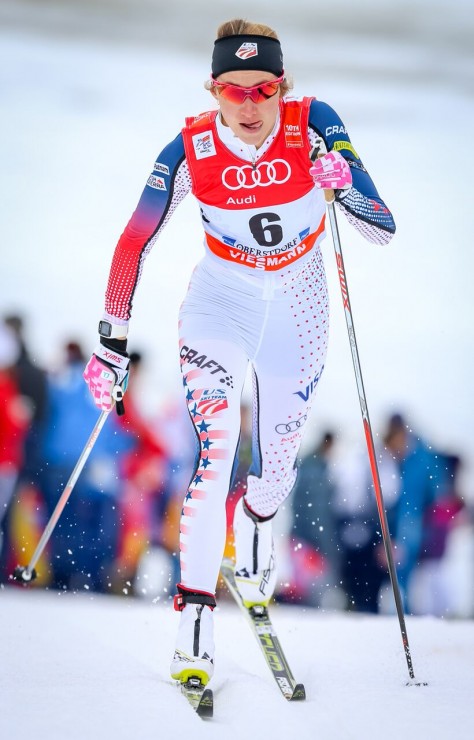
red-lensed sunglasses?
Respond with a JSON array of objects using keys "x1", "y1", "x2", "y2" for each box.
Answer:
[{"x1": 210, "y1": 74, "x2": 285, "y2": 104}]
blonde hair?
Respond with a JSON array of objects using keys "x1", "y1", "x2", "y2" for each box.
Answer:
[
  {"x1": 216, "y1": 19, "x2": 278, "y2": 39},
  {"x1": 205, "y1": 18, "x2": 293, "y2": 96}
]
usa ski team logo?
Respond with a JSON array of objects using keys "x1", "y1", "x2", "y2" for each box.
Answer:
[
  {"x1": 192, "y1": 130, "x2": 217, "y2": 160},
  {"x1": 235, "y1": 42, "x2": 258, "y2": 60},
  {"x1": 196, "y1": 389, "x2": 228, "y2": 416}
]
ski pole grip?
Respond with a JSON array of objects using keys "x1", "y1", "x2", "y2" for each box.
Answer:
[{"x1": 322, "y1": 186, "x2": 335, "y2": 204}]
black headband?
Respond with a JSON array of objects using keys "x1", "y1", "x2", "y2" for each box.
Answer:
[{"x1": 211, "y1": 34, "x2": 284, "y2": 78}]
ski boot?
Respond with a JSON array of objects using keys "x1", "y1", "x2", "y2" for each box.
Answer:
[
  {"x1": 170, "y1": 584, "x2": 216, "y2": 686},
  {"x1": 233, "y1": 497, "x2": 278, "y2": 608}
]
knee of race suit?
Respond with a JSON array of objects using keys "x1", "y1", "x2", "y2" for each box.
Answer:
[{"x1": 245, "y1": 466, "x2": 298, "y2": 520}]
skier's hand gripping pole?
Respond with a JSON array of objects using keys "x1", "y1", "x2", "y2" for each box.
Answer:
[
  {"x1": 83, "y1": 337, "x2": 129, "y2": 417},
  {"x1": 309, "y1": 149, "x2": 351, "y2": 202}
]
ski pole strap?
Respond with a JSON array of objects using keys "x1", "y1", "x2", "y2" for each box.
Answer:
[
  {"x1": 174, "y1": 584, "x2": 217, "y2": 611},
  {"x1": 112, "y1": 385, "x2": 125, "y2": 416}
]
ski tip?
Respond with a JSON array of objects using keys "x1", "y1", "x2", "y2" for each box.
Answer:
[
  {"x1": 291, "y1": 683, "x2": 306, "y2": 701},
  {"x1": 197, "y1": 688, "x2": 214, "y2": 718}
]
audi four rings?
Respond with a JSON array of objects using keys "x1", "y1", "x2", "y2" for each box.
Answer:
[
  {"x1": 222, "y1": 159, "x2": 292, "y2": 190},
  {"x1": 275, "y1": 414, "x2": 307, "y2": 434}
]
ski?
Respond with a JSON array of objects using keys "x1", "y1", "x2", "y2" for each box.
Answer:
[
  {"x1": 179, "y1": 676, "x2": 213, "y2": 719},
  {"x1": 220, "y1": 558, "x2": 306, "y2": 701}
]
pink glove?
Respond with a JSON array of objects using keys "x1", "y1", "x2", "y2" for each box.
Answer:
[
  {"x1": 310, "y1": 151, "x2": 352, "y2": 191},
  {"x1": 83, "y1": 344, "x2": 129, "y2": 412}
]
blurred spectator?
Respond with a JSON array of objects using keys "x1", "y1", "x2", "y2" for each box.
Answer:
[
  {"x1": 0, "y1": 323, "x2": 31, "y2": 555},
  {"x1": 289, "y1": 431, "x2": 343, "y2": 607},
  {"x1": 3, "y1": 314, "x2": 48, "y2": 478},
  {"x1": 332, "y1": 413, "x2": 412, "y2": 612},
  {"x1": 420, "y1": 454, "x2": 465, "y2": 561},
  {"x1": 408, "y1": 453, "x2": 469, "y2": 616},
  {"x1": 334, "y1": 445, "x2": 393, "y2": 613},
  {"x1": 0, "y1": 315, "x2": 48, "y2": 582},
  {"x1": 380, "y1": 412, "x2": 448, "y2": 611}
]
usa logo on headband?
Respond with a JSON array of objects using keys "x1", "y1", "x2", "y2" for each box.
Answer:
[{"x1": 235, "y1": 42, "x2": 258, "y2": 60}]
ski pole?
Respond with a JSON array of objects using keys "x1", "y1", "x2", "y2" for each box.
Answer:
[
  {"x1": 325, "y1": 194, "x2": 419, "y2": 681},
  {"x1": 12, "y1": 402, "x2": 115, "y2": 584}
]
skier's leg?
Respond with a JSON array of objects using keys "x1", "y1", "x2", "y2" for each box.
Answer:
[
  {"x1": 171, "y1": 335, "x2": 248, "y2": 682},
  {"x1": 234, "y1": 254, "x2": 329, "y2": 606},
  {"x1": 233, "y1": 363, "x2": 323, "y2": 606}
]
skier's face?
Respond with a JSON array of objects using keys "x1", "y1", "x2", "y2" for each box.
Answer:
[{"x1": 211, "y1": 69, "x2": 282, "y2": 149}]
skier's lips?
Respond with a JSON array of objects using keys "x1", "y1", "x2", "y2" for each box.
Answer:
[{"x1": 239, "y1": 121, "x2": 263, "y2": 132}]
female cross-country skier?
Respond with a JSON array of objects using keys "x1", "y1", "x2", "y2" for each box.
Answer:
[{"x1": 84, "y1": 18, "x2": 395, "y2": 687}]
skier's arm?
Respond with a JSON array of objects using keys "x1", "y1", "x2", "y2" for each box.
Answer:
[
  {"x1": 308, "y1": 100, "x2": 396, "y2": 245},
  {"x1": 104, "y1": 132, "x2": 191, "y2": 324}
]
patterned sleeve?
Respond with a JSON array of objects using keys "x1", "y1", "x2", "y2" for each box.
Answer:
[
  {"x1": 104, "y1": 132, "x2": 192, "y2": 322},
  {"x1": 308, "y1": 100, "x2": 396, "y2": 245}
]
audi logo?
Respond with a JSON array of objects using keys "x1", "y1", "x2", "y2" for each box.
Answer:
[
  {"x1": 275, "y1": 415, "x2": 307, "y2": 434},
  {"x1": 222, "y1": 159, "x2": 291, "y2": 190}
]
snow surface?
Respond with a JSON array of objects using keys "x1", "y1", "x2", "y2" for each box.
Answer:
[{"x1": 1, "y1": 586, "x2": 473, "y2": 739}]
